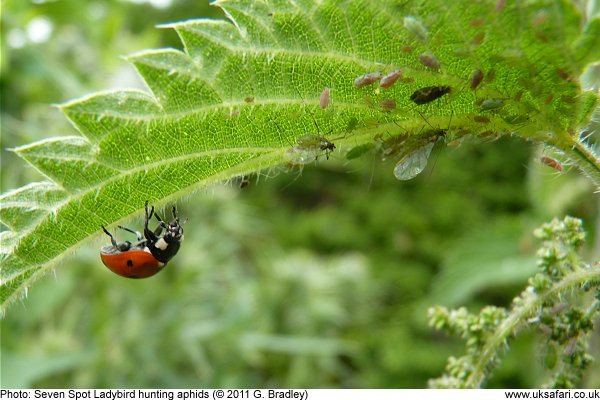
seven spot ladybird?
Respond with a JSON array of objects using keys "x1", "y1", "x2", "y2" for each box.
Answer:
[{"x1": 100, "y1": 201, "x2": 184, "y2": 279}]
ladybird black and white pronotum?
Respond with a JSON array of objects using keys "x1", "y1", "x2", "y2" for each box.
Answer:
[{"x1": 100, "y1": 201, "x2": 184, "y2": 278}]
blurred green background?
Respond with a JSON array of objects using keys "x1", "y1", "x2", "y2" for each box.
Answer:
[{"x1": 1, "y1": 0, "x2": 599, "y2": 388}]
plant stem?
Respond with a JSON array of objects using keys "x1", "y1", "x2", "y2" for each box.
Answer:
[
  {"x1": 464, "y1": 268, "x2": 600, "y2": 388},
  {"x1": 568, "y1": 138, "x2": 600, "y2": 189}
]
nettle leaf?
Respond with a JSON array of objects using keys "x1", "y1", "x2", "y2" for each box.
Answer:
[{"x1": 1, "y1": 0, "x2": 599, "y2": 312}]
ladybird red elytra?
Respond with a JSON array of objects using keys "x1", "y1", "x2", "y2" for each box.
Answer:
[{"x1": 100, "y1": 201, "x2": 184, "y2": 279}]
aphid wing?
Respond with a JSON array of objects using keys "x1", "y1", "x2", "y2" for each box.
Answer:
[{"x1": 393, "y1": 142, "x2": 435, "y2": 180}]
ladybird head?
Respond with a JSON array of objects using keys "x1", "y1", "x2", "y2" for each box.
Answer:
[{"x1": 164, "y1": 206, "x2": 184, "y2": 243}]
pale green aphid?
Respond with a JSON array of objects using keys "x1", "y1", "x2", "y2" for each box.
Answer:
[
  {"x1": 393, "y1": 141, "x2": 435, "y2": 180},
  {"x1": 503, "y1": 114, "x2": 529, "y2": 125},
  {"x1": 392, "y1": 122, "x2": 447, "y2": 180},
  {"x1": 285, "y1": 134, "x2": 336, "y2": 165},
  {"x1": 480, "y1": 98, "x2": 505, "y2": 110},
  {"x1": 296, "y1": 134, "x2": 336, "y2": 154},
  {"x1": 403, "y1": 16, "x2": 428, "y2": 43}
]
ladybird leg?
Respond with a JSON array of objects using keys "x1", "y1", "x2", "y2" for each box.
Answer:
[
  {"x1": 152, "y1": 210, "x2": 168, "y2": 236},
  {"x1": 118, "y1": 225, "x2": 143, "y2": 241},
  {"x1": 145, "y1": 201, "x2": 155, "y2": 223},
  {"x1": 153, "y1": 224, "x2": 165, "y2": 237},
  {"x1": 101, "y1": 225, "x2": 118, "y2": 247},
  {"x1": 144, "y1": 205, "x2": 159, "y2": 243},
  {"x1": 148, "y1": 206, "x2": 154, "y2": 221}
]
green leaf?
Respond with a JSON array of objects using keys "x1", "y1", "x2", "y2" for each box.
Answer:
[{"x1": 1, "y1": 0, "x2": 599, "y2": 313}]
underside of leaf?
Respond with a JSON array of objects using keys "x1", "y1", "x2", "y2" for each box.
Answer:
[{"x1": 1, "y1": 0, "x2": 598, "y2": 313}]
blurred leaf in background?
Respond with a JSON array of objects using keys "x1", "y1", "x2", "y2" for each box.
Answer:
[{"x1": 1, "y1": 0, "x2": 598, "y2": 389}]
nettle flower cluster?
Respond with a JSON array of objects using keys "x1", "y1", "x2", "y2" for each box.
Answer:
[{"x1": 428, "y1": 216, "x2": 600, "y2": 388}]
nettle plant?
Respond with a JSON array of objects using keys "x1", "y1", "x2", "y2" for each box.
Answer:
[{"x1": 1, "y1": 0, "x2": 599, "y2": 388}]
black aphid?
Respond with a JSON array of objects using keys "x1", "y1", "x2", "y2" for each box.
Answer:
[{"x1": 410, "y1": 86, "x2": 451, "y2": 105}]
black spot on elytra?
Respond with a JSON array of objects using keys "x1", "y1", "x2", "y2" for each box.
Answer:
[{"x1": 127, "y1": 259, "x2": 134, "y2": 267}]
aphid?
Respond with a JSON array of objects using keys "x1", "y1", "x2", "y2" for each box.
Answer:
[
  {"x1": 379, "y1": 70, "x2": 402, "y2": 89},
  {"x1": 345, "y1": 117, "x2": 358, "y2": 133},
  {"x1": 394, "y1": 142, "x2": 436, "y2": 180},
  {"x1": 536, "y1": 31, "x2": 549, "y2": 43},
  {"x1": 364, "y1": 118, "x2": 379, "y2": 127},
  {"x1": 297, "y1": 134, "x2": 335, "y2": 152},
  {"x1": 446, "y1": 138, "x2": 463, "y2": 147},
  {"x1": 480, "y1": 98, "x2": 505, "y2": 111},
  {"x1": 394, "y1": 129, "x2": 446, "y2": 180},
  {"x1": 478, "y1": 130, "x2": 500, "y2": 142},
  {"x1": 532, "y1": 11, "x2": 551, "y2": 42},
  {"x1": 380, "y1": 99, "x2": 397, "y2": 111},
  {"x1": 470, "y1": 69, "x2": 484, "y2": 90},
  {"x1": 239, "y1": 175, "x2": 250, "y2": 189},
  {"x1": 503, "y1": 114, "x2": 529, "y2": 125},
  {"x1": 472, "y1": 32, "x2": 485, "y2": 45},
  {"x1": 403, "y1": 16, "x2": 428, "y2": 43},
  {"x1": 244, "y1": 96, "x2": 255, "y2": 103},
  {"x1": 470, "y1": 18, "x2": 485, "y2": 28},
  {"x1": 320, "y1": 87, "x2": 331, "y2": 109},
  {"x1": 473, "y1": 115, "x2": 490, "y2": 123},
  {"x1": 291, "y1": 134, "x2": 336, "y2": 163},
  {"x1": 410, "y1": 86, "x2": 451, "y2": 105},
  {"x1": 354, "y1": 72, "x2": 383, "y2": 88},
  {"x1": 514, "y1": 90, "x2": 524, "y2": 102},
  {"x1": 560, "y1": 95, "x2": 575, "y2": 104},
  {"x1": 285, "y1": 133, "x2": 337, "y2": 165},
  {"x1": 564, "y1": 338, "x2": 578, "y2": 357},
  {"x1": 495, "y1": 0, "x2": 506, "y2": 12},
  {"x1": 393, "y1": 113, "x2": 449, "y2": 180},
  {"x1": 556, "y1": 67, "x2": 573, "y2": 82},
  {"x1": 418, "y1": 52, "x2": 441, "y2": 70},
  {"x1": 485, "y1": 68, "x2": 496, "y2": 82},
  {"x1": 363, "y1": 95, "x2": 374, "y2": 107},
  {"x1": 540, "y1": 156, "x2": 562, "y2": 172},
  {"x1": 100, "y1": 202, "x2": 184, "y2": 279},
  {"x1": 532, "y1": 11, "x2": 548, "y2": 27},
  {"x1": 400, "y1": 46, "x2": 414, "y2": 53}
]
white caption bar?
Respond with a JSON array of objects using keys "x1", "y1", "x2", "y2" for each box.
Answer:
[{"x1": 1, "y1": 389, "x2": 599, "y2": 400}]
